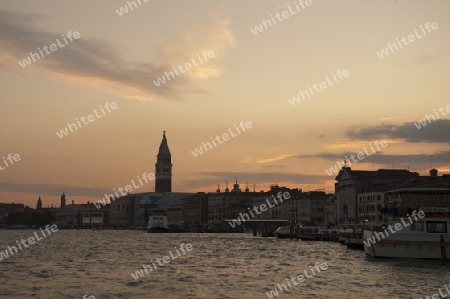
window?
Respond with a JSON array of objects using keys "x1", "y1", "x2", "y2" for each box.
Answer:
[
  {"x1": 411, "y1": 221, "x2": 424, "y2": 232},
  {"x1": 427, "y1": 222, "x2": 447, "y2": 233}
]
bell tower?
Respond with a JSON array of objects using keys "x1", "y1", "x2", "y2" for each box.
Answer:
[
  {"x1": 61, "y1": 192, "x2": 66, "y2": 208},
  {"x1": 37, "y1": 196, "x2": 42, "y2": 210},
  {"x1": 155, "y1": 131, "x2": 172, "y2": 193}
]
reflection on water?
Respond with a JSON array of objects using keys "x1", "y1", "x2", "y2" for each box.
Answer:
[{"x1": 0, "y1": 230, "x2": 449, "y2": 298}]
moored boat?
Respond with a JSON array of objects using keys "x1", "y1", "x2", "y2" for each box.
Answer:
[
  {"x1": 315, "y1": 229, "x2": 331, "y2": 241},
  {"x1": 363, "y1": 209, "x2": 450, "y2": 259},
  {"x1": 275, "y1": 226, "x2": 297, "y2": 239},
  {"x1": 147, "y1": 210, "x2": 169, "y2": 233},
  {"x1": 338, "y1": 228, "x2": 353, "y2": 245},
  {"x1": 346, "y1": 225, "x2": 364, "y2": 250},
  {"x1": 298, "y1": 227, "x2": 320, "y2": 241}
]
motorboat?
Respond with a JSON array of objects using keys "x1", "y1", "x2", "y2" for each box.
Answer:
[
  {"x1": 363, "y1": 208, "x2": 450, "y2": 259},
  {"x1": 276, "y1": 226, "x2": 296, "y2": 239},
  {"x1": 147, "y1": 210, "x2": 169, "y2": 233}
]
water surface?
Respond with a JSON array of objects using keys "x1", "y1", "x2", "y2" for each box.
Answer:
[{"x1": 0, "y1": 230, "x2": 449, "y2": 298}]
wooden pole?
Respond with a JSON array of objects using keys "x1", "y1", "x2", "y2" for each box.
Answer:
[{"x1": 440, "y1": 234, "x2": 447, "y2": 265}]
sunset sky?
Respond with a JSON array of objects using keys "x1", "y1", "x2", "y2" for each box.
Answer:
[{"x1": 1, "y1": 0, "x2": 449, "y2": 208}]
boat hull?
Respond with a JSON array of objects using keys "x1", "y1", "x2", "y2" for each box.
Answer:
[
  {"x1": 147, "y1": 226, "x2": 170, "y2": 233},
  {"x1": 275, "y1": 226, "x2": 297, "y2": 239},
  {"x1": 363, "y1": 230, "x2": 450, "y2": 259},
  {"x1": 347, "y1": 237, "x2": 364, "y2": 250},
  {"x1": 299, "y1": 234, "x2": 315, "y2": 241}
]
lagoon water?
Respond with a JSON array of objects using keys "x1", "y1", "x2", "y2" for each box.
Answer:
[{"x1": 0, "y1": 230, "x2": 449, "y2": 299}]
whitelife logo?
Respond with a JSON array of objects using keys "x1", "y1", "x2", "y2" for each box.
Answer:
[
  {"x1": 153, "y1": 50, "x2": 215, "y2": 87},
  {"x1": 325, "y1": 140, "x2": 388, "y2": 176},
  {"x1": 131, "y1": 243, "x2": 193, "y2": 280},
  {"x1": 265, "y1": 262, "x2": 328, "y2": 298},
  {"x1": 288, "y1": 69, "x2": 350, "y2": 106},
  {"x1": 94, "y1": 172, "x2": 155, "y2": 209},
  {"x1": 363, "y1": 210, "x2": 425, "y2": 247},
  {"x1": 0, "y1": 224, "x2": 58, "y2": 261},
  {"x1": 0, "y1": 154, "x2": 21, "y2": 172},
  {"x1": 376, "y1": 22, "x2": 438, "y2": 58},
  {"x1": 190, "y1": 121, "x2": 253, "y2": 158},
  {"x1": 18, "y1": 31, "x2": 80, "y2": 68},
  {"x1": 414, "y1": 104, "x2": 450, "y2": 129},
  {"x1": 228, "y1": 191, "x2": 291, "y2": 228},
  {"x1": 56, "y1": 102, "x2": 118, "y2": 139},
  {"x1": 250, "y1": 0, "x2": 313, "y2": 35},
  {"x1": 116, "y1": 0, "x2": 149, "y2": 16}
]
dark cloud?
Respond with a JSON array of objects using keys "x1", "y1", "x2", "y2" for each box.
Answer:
[
  {"x1": 311, "y1": 151, "x2": 450, "y2": 165},
  {"x1": 0, "y1": 9, "x2": 231, "y2": 101},
  {"x1": 176, "y1": 171, "x2": 329, "y2": 191},
  {"x1": 0, "y1": 181, "x2": 110, "y2": 198},
  {"x1": 346, "y1": 119, "x2": 450, "y2": 143}
]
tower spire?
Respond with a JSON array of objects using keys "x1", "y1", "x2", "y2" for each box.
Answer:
[
  {"x1": 155, "y1": 131, "x2": 172, "y2": 192},
  {"x1": 37, "y1": 196, "x2": 42, "y2": 210},
  {"x1": 158, "y1": 130, "x2": 171, "y2": 156},
  {"x1": 61, "y1": 192, "x2": 66, "y2": 208}
]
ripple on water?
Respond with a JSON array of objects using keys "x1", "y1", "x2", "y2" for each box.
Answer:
[{"x1": 0, "y1": 231, "x2": 450, "y2": 298}]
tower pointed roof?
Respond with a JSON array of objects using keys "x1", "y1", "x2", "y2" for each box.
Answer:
[{"x1": 158, "y1": 131, "x2": 171, "y2": 156}]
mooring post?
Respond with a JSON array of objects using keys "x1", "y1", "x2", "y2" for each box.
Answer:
[{"x1": 441, "y1": 234, "x2": 447, "y2": 265}]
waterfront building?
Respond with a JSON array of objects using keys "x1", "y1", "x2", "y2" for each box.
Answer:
[
  {"x1": 0, "y1": 203, "x2": 26, "y2": 227},
  {"x1": 207, "y1": 180, "x2": 259, "y2": 232},
  {"x1": 296, "y1": 191, "x2": 311, "y2": 225},
  {"x1": 55, "y1": 198, "x2": 109, "y2": 228},
  {"x1": 334, "y1": 167, "x2": 419, "y2": 224},
  {"x1": 252, "y1": 185, "x2": 297, "y2": 222},
  {"x1": 357, "y1": 191, "x2": 384, "y2": 225},
  {"x1": 167, "y1": 192, "x2": 208, "y2": 232},
  {"x1": 384, "y1": 187, "x2": 450, "y2": 216},
  {"x1": 286, "y1": 190, "x2": 333, "y2": 226},
  {"x1": 309, "y1": 191, "x2": 328, "y2": 226},
  {"x1": 324, "y1": 195, "x2": 337, "y2": 226},
  {"x1": 183, "y1": 192, "x2": 208, "y2": 232},
  {"x1": 167, "y1": 199, "x2": 185, "y2": 230},
  {"x1": 109, "y1": 192, "x2": 194, "y2": 228}
]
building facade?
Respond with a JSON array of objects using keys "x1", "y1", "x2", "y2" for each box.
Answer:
[
  {"x1": 55, "y1": 202, "x2": 109, "y2": 228},
  {"x1": 334, "y1": 167, "x2": 419, "y2": 224},
  {"x1": 207, "y1": 181, "x2": 258, "y2": 232},
  {"x1": 357, "y1": 191, "x2": 384, "y2": 225}
]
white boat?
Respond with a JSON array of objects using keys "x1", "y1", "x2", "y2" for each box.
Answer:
[
  {"x1": 275, "y1": 226, "x2": 296, "y2": 239},
  {"x1": 146, "y1": 211, "x2": 169, "y2": 233},
  {"x1": 363, "y1": 213, "x2": 450, "y2": 259}
]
